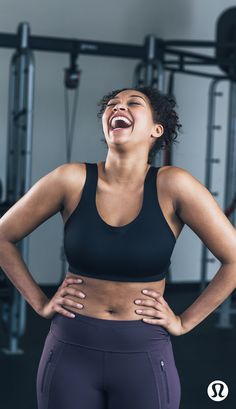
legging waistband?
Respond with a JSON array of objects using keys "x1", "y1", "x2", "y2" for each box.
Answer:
[{"x1": 50, "y1": 312, "x2": 170, "y2": 353}]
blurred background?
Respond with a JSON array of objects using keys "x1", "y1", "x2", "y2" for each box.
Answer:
[{"x1": 0, "y1": 0, "x2": 236, "y2": 408}]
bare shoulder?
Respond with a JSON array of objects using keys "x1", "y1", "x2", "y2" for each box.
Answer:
[
  {"x1": 60, "y1": 161, "x2": 86, "y2": 193},
  {"x1": 157, "y1": 164, "x2": 189, "y2": 180},
  {"x1": 60, "y1": 162, "x2": 89, "y2": 218},
  {"x1": 156, "y1": 165, "x2": 201, "y2": 208},
  {"x1": 0, "y1": 161, "x2": 86, "y2": 243},
  {"x1": 59, "y1": 161, "x2": 86, "y2": 177},
  {"x1": 157, "y1": 163, "x2": 225, "y2": 212},
  {"x1": 158, "y1": 165, "x2": 236, "y2": 263},
  {"x1": 157, "y1": 164, "x2": 184, "y2": 180},
  {"x1": 156, "y1": 165, "x2": 188, "y2": 210}
]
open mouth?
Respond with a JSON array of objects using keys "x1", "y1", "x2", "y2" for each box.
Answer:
[{"x1": 109, "y1": 116, "x2": 133, "y2": 132}]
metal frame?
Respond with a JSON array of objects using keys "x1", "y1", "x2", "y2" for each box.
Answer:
[
  {"x1": 214, "y1": 81, "x2": 236, "y2": 328},
  {"x1": 200, "y1": 78, "x2": 236, "y2": 328},
  {"x1": 0, "y1": 22, "x2": 35, "y2": 354},
  {"x1": 0, "y1": 30, "x2": 234, "y2": 79}
]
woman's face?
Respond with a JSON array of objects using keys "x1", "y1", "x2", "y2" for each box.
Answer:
[{"x1": 101, "y1": 89, "x2": 163, "y2": 151}]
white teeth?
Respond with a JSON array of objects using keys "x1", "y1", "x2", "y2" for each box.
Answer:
[{"x1": 110, "y1": 115, "x2": 132, "y2": 128}]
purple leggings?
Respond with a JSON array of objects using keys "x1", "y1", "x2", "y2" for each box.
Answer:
[{"x1": 36, "y1": 312, "x2": 181, "y2": 409}]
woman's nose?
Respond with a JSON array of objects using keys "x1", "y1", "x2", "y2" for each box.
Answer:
[{"x1": 113, "y1": 104, "x2": 127, "y2": 111}]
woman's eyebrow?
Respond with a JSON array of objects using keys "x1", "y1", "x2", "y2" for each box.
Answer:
[{"x1": 109, "y1": 95, "x2": 146, "y2": 102}]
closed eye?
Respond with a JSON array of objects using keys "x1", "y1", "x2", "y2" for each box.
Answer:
[{"x1": 106, "y1": 102, "x2": 141, "y2": 107}]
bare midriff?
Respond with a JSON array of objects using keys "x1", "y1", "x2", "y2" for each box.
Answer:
[{"x1": 64, "y1": 271, "x2": 166, "y2": 320}]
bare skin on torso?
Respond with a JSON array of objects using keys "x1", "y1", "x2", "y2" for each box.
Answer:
[{"x1": 61, "y1": 161, "x2": 184, "y2": 320}]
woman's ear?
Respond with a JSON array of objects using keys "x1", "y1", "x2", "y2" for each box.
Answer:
[{"x1": 151, "y1": 123, "x2": 164, "y2": 138}]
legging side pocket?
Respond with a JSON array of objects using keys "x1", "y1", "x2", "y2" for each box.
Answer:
[
  {"x1": 160, "y1": 358, "x2": 170, "y2": 405},
  {"x1": 41, "y1": 349, "x2": 54, "y2": 394},
  {"x1": 37, "y1": 332, "x2": 67, "y2": 398},
  {"x1": 147, "y1": 342, "x2": 181, "y2": 409}
]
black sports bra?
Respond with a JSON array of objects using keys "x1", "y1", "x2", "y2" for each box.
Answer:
[{"x1": 64, "y1": 162, "x2": 176, "y2": 282}]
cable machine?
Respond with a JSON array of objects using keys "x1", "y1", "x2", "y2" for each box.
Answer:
[
  {"x1": 0, "y1": 22, "x2": 34, "y2": 354},
  {"x1": 0, "y1": 6, "x2": 236, "y2": 353},
  {"x1": 199, "y1": 8, "x2": 236, "y2": 328}
]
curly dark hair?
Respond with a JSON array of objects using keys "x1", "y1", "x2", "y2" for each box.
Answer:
[{"x1": 97, "y1": 86, "x2": 182, "y2": 164}]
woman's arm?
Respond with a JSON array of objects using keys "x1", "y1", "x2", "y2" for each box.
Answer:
[
  {"x1": 0, "y1": 163, "x2": 69, "y2": 314},
  {"x1": 170, "y1": 166, "x2": 236, "y2": 333}
]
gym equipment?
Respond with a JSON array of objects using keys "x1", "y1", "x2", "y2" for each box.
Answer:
[
  {"x1": 216, "y1": 7, "x2": 236, "y2": 81},
  {"x1": 199, "y1": 9, "x2": 236, "y2": 327},
  {"x1": 0, "y1": 22, "x2": 34, "y2": 354}
]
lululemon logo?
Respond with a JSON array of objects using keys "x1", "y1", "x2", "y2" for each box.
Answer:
[{"x1": 207, "y1": 380, "x2": 229, "y2": 401}]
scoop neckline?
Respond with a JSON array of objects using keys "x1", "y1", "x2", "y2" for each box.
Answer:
[{"x1": 94, "y1": 163, "x2": 153, "y2": 230}]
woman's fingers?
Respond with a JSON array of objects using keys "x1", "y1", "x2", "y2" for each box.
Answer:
[
  {"x1": 62, "y1": 277, "x2": 82, "y2": 287},
  {"x1": 136, "y1": 307, "x2": 163, "y2": 317},
  {"x1": 134, "y1": 298, "x2": 163, "y2": 310},
  {"x1": 61, "y1": 286, "x2": 86, "y2": 299},
  {"x1": 60, "y1": 296, "x2": 84, "y2": 309},
  {"x1": 134, "y1": 292, "x2": 167, "y2": 323},
  {"x1": 54, "y1": 304, "x2": 76, "y2": 318},
  {"x1": 60, "y1": 276, "x2": 86, "y2": 299},
  {"x1": 51, "y1": 277, "x2": 86, "y2": 319},
  {"x1": 141, "y1": 290, "x2": 166, "y2": 306}
]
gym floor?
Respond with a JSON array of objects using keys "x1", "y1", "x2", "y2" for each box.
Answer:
[{"x1": 0, "y1": 283, "x2": 235, "y2": 409}]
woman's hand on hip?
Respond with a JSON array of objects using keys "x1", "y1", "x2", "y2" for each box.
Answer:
[
  {"x1": 134, "y1": 289, "x2": 186, "y2": 336},
  {"x1": 38, "y1": 275, "x2": 86, "y2": 319}
]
